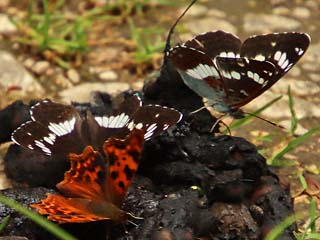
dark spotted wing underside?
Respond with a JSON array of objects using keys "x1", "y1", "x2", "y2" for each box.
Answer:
[{"x1": 168, "y1": 31, "x2": 310, "y2": 113}]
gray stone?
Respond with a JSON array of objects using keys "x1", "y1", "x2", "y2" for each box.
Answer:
[
  {"x1": 243, "y1": 13, "x2": 301, "y2": 33},
  {"x1": 59, "y1": 82, "x2": 129, "y2": 103},
  {"x1": 271, "y1": 78, "x2": 320, "y2": 96},
  {"x1": 32, "y1": 61, "x2": 50, "y2": 74},
  {"x1": 309, "y1": 73, "x2": 320, "y2": 82},
  {"x1": 0, "y1": 51, "x2": 45, "y2": 98},
  {"x1": 185, "y1": 17, "x2": 237, "y2": 36},
  {"x1": 55, "y1": 74, "x2": 73, "y2": 88},
  {"x1": 184, "y1": 4, "x2": 208, "y2": 17},
  {"x1": 244, "y1": 91, "x2": 320, "y2": 119},
  {"x1": 98, "y1": 70, "x2": 118, "y2": 81},
  {"x1": 292, "y1": 7, "x2": 311, "y2": 19},
  {"x1": 23, "y1": 58, "x2": 35, "y2": 69},
  {"x1": 272, "y1": 7, "x2": 290, "y2": 15},
  {"x1": 302, "y1": 42, "x2": 320, "y2": 66},
  {"x1": 278, "y1": 119, "x2": 308, "y2": 135},
  {"x1": 0, "y1": 14, "x2": 16, "y2": 33},
  {"x1": 67, "y1": 68, "x2": 80, "y2": 84}
]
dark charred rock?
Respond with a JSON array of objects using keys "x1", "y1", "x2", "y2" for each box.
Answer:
[
  {"x1": 251, "y1": 176, "x2": 296, "y2": 239},
  {"x1": 4, "y1": 144, "x2": 67, "y2": 188},
  {"x1": 0, "y1": 101, "x2": 30, "y2": 144}
]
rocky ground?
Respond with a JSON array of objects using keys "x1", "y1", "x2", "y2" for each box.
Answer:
[{"x1": 0, "y1": 0, "x2": 319, "y2": 238}]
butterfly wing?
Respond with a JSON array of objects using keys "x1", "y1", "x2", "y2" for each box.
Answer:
[
  {"x1": 183, "y1": 30, "x2": 241, "y2": 59},
  {"x1": 126, "y1": 105, "x2": 182, "y2": 140},
  {"x1": 168, "y1": 46, "x2": 226, "y2": 101},
  {"x1": 32, "y1": 145, "x2": 126, "y2": 223},
  {"x1": 88, "y1": 94, "x2": 142, "y2": 148},
  {"x1": 241, "y1": 32, "x2": 310, "y2": 86},
  {"x1": 56, "y1": 146, "x2": 106, "y2": 200},
  {"x1": 215, "y1": 57, "x2": 277, "y2": 108},
  {"x1": 12, "y1": 100, "x2": 85, "y2": 156},
  {"x1": 31, "y1": 194, "x2": 112, "y2": 223},
  {"x1": 103, "y1": 129, "x2": 144, "y2": 206}
]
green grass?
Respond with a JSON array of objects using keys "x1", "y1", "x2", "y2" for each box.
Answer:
[
  {"x1": 0, "y1": 215, "x2": 10, "y2": 233},
  {"x1": 0, "y1": 194, "x2": 76, "y2": 240},
  {"x1": 227, "y1": 95, "x2": 283, "y2": 131},
  {"x1": 268, "y1": 87, "x2": 320, "y2": 166},
  {"x1": 9, "y1": 0, "x2": 180, "y2": 69},
  {"x1": 128, "y1": 18, "x2": 166, "y2": 64}
]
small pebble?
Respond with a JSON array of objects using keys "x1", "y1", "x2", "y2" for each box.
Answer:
[
  {"x1": 98, "y1": 70, "x2": 118, "y2": 81},
  {"x1": 32, "y1": 61, "x2": 50, "y2": 74},
  {"x1": 67, "y1": 68, "x2": 80, "y2": 84}
]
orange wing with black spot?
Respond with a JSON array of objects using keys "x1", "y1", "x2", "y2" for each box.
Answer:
[
  {"x1": 31, "y1": 146, "x2": 126, "y2": 223},
  {"x1": 103, "y1": 129, "x2": 144, "y2": 206}
]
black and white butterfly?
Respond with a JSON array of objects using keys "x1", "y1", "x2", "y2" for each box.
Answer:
[
  {"x1": 11, "y1": 95, "x2": 182, "y2": 156},
  {"x1": 168, "y1": 31, "x2": 310, "y2": 118}
]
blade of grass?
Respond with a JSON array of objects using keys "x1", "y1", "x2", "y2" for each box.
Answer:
[
  {"x1": 0, "y1": 194, "x2": 76, "y2": 240},
  {"x1": 309, "y1": 198, "x2": 317, "y2": 233},
  {"x1": 265, "y1": 212, "x2": 304, "y2": 240},
  {"x1": 226, "y1": 95, "x2": 282, "y2": 132},
  {"x1": 288, "y1": 86, "x2": 298, "y2": 135},
  {"x1": 38, "y1": 0, "x2": 51, "y2": 50},
  {"x1": 269, "y1": 126, "x2": 320, "y2": 166},
  {"x1": 0, "y1": 215, "x2": 10, "y2": 233},
  {"x1": 297, "y1": 171, "x2": 307, "y2": 191}
]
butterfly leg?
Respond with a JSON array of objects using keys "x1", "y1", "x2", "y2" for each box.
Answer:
[
  {"x1": 188, "y1": 105, "x2": 208, "y2": 115},
  {"x1": 210, "y1": 114, "x2": 231, "y2": 134}
]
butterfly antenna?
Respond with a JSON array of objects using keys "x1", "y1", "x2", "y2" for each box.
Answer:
[
  {"x1": 242, "y1": 111, "x2": 286, "y2": 130},
  {"x1": 164, "y1": 0, "x2": 198, "y2": 58}
]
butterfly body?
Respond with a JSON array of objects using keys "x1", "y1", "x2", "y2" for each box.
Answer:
[
  {"x1": 12, "y1": 95, "x2": 182, "y2": 223},
  {"x1": 168, "y1": 31, "x2": 310, "y2": 117}
]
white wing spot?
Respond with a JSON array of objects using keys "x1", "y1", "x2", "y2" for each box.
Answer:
[
  {"x1": 278, "y1": 52, "x2": 287, "y2": 67},
  {"x1": 237, "y1": 61, "x2": 245, "y2": 67},
  {"x1": 136, "y1": 123, "x2": 143, "y2": 129},
  {"x1": 274, "y1": 51, "x2": 281, "y2": 61},
  {"x1": 227, "y1": 52, "x2": 236, "y2": 58},
  {"x1": 254, "y1": 54, "x2": 266, "y2": 61},
  {"x1": 220, "y1": 52, "x2": 227, "y2": 57},
  {"x1": 186, "y1": 63, "x2": 219, "y2": 79},
  {"x1": 240, "y1": 90, "x2": 249, "y2": 96},
  {"x1": 295, "y1": 47, "x2": 304, "y2": 55},
  {"x1": 127, "y1": 121, "x2": 135, "y2": 131},
  {"x1": 231, "y1": 71, "x2": 241, "y2": 80},
  {"x1": 48, "y1": 117, "x2": 76, "y2": 137}
]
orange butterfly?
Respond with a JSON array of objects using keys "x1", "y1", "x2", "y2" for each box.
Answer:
[{"x1": 31, "y1": 129, "x2": 144, "y2": 223}]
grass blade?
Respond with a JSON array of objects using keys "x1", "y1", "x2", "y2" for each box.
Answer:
[
  {"x1": 227, "y1": 95, "x2": 282, "y2": 131},
  {"x1": 269, "y1": 126, "x2": 320, "y2": 166},
  {"x1": 0, "y1": 194, "x2": 76, "y2": 240},
  {"x1": 297, "y1": 171, "x2": 307, "y2": 191},
  {"x1": 0, "y1": 215, "x2": 10, "y2": 233},
  {"x1": 287, "y1": 86, "x2": 298, "y2": 135},
  {"x1": 265, "y1": 212, "x2": 304, "y2": 240}
]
